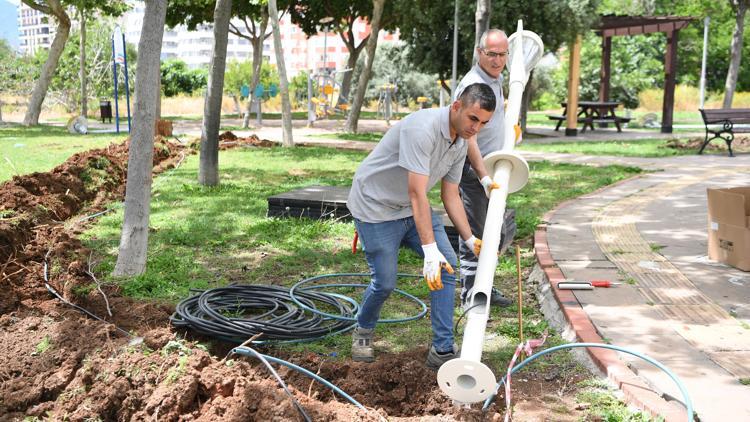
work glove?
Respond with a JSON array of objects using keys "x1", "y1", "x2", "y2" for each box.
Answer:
[
  {"x1": 463, "y1": 235, "x2": 482, "y2": 257},
  {"x1": 421, "y1": 242, "x2": 454, "y2": 291},
  {"x1": 480, "y1": 176, "x2": 500, "y2": 198}
]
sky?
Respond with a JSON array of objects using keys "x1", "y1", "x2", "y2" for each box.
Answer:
[{"x1": 0, "y1": 0, "x2": 19, "y2": 50}]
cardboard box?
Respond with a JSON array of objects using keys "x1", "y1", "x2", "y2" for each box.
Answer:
[{"x1": 707, "y1": 187, "x2": 750, "y2": 271}]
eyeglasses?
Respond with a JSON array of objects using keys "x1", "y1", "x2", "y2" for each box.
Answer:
[{"x1": 481, "y1": 48, "x2": 508, "y2": 59}]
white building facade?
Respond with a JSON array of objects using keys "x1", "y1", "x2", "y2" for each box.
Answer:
[
  {"x1": 18, "y1": 1, "x2": 398, "y2": 78},
  {"x1": 17, "y1": 2, "x2": 54, "y2": 55}
]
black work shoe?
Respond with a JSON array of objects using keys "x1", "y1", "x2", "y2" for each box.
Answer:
[
  {"x1": 490, "y1": 288, "x2": 513, "y2": 307},
  {"x1": 425, "y1": 343, "x2": 458, "y2": 370}
]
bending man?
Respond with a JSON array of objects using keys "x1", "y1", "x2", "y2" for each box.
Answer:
[{"x1": 347, "y1": 83, "x2": 495, "y2": 369}]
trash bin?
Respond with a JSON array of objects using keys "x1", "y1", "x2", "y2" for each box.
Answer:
[{"x1": 99, "y1": 100, "x2": 112, "y2": 123}]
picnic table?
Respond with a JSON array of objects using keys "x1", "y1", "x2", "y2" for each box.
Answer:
[{"x1": 547, "y1": 101, "x2": 631, "y2": 132}]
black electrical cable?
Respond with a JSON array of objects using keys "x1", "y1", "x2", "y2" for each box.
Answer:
[
  {"x1": 236, "y1": 345, "x2": 312, "y2": 422},
  {"x1": 170, "y1": 284, "x2": 358, "y2": 344},
  {"x1": 42, "y1": 255, "x2": 131, "y2": 337}
]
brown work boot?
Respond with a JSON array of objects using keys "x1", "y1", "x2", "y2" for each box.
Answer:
[
  {"x1": 351, "y1": 326, "x2": 375, "y2": 362},
  {"x1": 425, "y1": 343, "x2": 458, "y2": 370}
]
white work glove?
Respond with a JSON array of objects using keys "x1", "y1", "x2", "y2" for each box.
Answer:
[
  {"x1": 421, "y1": 242, "x2": 454, "y2": 291},
  {"x1": 463, "y1": 235, "x2": 482, "y2": 257},
  {"x1": 480, "y1": 176, "x2": 500, "y2": 198}
]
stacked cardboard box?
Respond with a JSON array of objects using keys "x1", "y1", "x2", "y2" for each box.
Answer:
[{"x1": 707, "y1": 187, "x2": 750, "y2": 271}]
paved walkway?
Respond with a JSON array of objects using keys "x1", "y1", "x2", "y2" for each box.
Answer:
[{"x1": 533, "y1": 149, "x2": 750, "y2": 421}]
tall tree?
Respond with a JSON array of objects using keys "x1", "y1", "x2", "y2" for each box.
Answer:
[
  {"x1": 69, "y1": 0, "x2": 129, "y2": 118},
  {"x1": 268, "y1": 0, "x2": 294, "y2": 146},
  {"x1": 200, "y1": 0, "x2": 233, "y2": 186},
  {"x1": 166, "y1": 1, "x2": 286, "y2": 128},
  {"x1": 290, "y1": 0, "x2": 370, "y2": 108},
  {"x1": 21, "y1": 0, "x2": 71, "y2": 126},
  {"x1": 232, "y1": 6, "x2": 272, "y2": 128},
  {"x1": 723, "y1": 0, "x2": 749, "y2": 107},
  {"x1": 473, "y1": 0, "x2": 491, "y2": 63},
  {"x1": 398, "y1": 0, "x2": 599, "y2": 93},
  {"x1": 113, "y1": 0, "x2": 167, "y2": 276},
  {"x1": 344, "y1": 0, "x2": 385, "y2": 133},
  {"x1": 21, "y1": 0, "x2": 128, "y2": 125}
]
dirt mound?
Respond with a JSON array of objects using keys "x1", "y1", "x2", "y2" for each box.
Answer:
[
  {"x1": 666, "y1": 135, "x2": 750, "y2": 151},
  {"x1": 0, "y1": 135, "x2": 587, "y2": 421},
  {"x1": 218, "y1": 131, "x2": 276, "y2": 149}
]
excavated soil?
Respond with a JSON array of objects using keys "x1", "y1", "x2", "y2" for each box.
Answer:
[
  {"x1": 0, "y1": 135, "x2": 587, "y2": 421},
  {"x1": 666, "y1": 135, "x2": 750, "y2": 152}
]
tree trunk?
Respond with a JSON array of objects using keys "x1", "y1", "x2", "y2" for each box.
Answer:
[
  {"x1": 344, "y1": 0, "x2": 385, "y2": 133},
  {"x1": 269, "y1": 0, "x2": 294, "y2": 147},
  {"x1": 22, "y1": 0, "x2": 70, "y2": 126},
  {"x1": 231, "y1": 94, "x2": 242, "y2": 116},
  {"x1": 335, "y1": 29, "x2": 367, "y2": 108},
  {"x1": 723, "y1": 0, "x2": 748, "y2": 108},
  {"x1": 79, "y1": 9, "x2": 87, "y2": 117},
  {"x1": 199, "y1": 0, "x2": 233, "y2": 186},
  {"x1": 243, "y1": 10, "x2": 269, "y2": 128},
  {"x1": 112, "y1": 0, "x2": 167, "y2": 277},
  {"x1": 473, "y1": 0, "x2": 491, "y2": 64}
]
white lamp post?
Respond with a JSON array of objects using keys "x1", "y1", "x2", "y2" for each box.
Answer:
[{"x1": 437, "y1": 20, "x2": 544, "y2": 404}]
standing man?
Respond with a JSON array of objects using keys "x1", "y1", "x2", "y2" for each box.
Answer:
[
  {"x1": 455, "y1": 29, "x2": 514, "y2": 307},
  {"x1": 347, "y1": 83, "x2": 496, "y2": 368}
]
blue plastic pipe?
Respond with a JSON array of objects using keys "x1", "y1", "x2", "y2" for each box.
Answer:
[
  {"x1": 232, "y1": 347, "x2": 365, "y2": 410},
  {"x1": 482, "y1": 343, "x2": 693, "y2": 421}
]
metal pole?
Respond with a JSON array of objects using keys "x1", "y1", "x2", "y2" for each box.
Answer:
[
  {"x1": 122, "y1": 33, "x2": 131, "y2": 133},
  {"x1": 112, "y1": 36, "x2": 119, "y2": 133},
  {"x1": 699, "y1": 16, "x2": 710, "y2": 109},
  {"x1": 322, "y1": 25, "x2": 328, "y2": 75},
  {"x1": 307, "y1": 71, "x2": 315, "y2": 126},
  {"x1": 451, "y1": 0, "x2": 459, "y2": 99}
]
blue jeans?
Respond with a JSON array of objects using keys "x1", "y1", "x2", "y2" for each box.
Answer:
[{"x1": 354, "y1": 213, "x2": 457, "y2": 353}]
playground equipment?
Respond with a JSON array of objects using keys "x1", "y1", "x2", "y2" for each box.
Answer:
[
  {"x1": 250, "y1": 83, "x2": 278, "y2": 125},
  {"x1": 307, "y1": 69, "x2": 350, "y2": 125},
  {"x1": 376, "y1": 82, "x2": 398, "y2": 123},
  {"x1": 436, "y1": 20, "x2": 544, "y2": 404}
]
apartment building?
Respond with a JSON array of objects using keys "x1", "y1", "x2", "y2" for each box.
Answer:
[{"x1": 17, "y1": 2, "x2": 54, "y2": 55}]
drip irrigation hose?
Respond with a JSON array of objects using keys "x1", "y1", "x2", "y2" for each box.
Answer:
[
  {"x1": 232, "y1": 346, "x2": 366, "y2": 411},
  {"x1": 289, "y1": 273, "x2": 427, "y2": 323},
  {"x1": 171, "y1": 284, "x2": 358, "y2": 344},
  {"x1": 43, "y1": 257, "x2": 131, "y2": 337},
  {"x1": 233, "y1": 346, "x2": 312, "y2": 422},
  {"x1": 481, "y1": 342, "x2": 694, "y2": 421}
]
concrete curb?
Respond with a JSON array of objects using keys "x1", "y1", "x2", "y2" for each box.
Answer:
[{"x1": 535, "y1": 205, "x2": 688, "y2": 422}]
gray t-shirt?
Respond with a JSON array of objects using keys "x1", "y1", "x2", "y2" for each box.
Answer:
[
  {"x1": 454, "y1": 65, "x2": 505, "y2": 156},
  {"x1": 347, "y1": 107, "x2": 467, "y2": 223}
]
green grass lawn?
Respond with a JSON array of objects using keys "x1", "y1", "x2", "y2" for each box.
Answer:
[
  {"x1": 0, "y1": 124, "x2": 128, "y2": 182},
  {"x1": 76, "y1": 145, "x2": 646, "y2": 419},
  {"x1": 518, "y1": 138, "x2": 700, "y2": 157},
  {"x1": 80, "y1": 146, "x2": 641, "y2": 355},
  {"x1": 308, "y1": 132, "x2": 385, "y2": 142}
]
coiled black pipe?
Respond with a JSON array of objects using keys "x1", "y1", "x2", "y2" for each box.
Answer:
[{"x1": 170, "y1": 284, "x2": 358, "y2": 344}]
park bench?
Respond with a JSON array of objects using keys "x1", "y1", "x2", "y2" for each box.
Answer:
[{"x1": 699, "y1": 108, "x2": 750, "y2": 157}]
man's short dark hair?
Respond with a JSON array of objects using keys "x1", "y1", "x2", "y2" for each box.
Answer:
[{"x1": 458, "y1": 83, "x2": 496, "y2": 112}]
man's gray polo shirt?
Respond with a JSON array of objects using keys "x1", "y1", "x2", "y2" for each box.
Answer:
[
  {"x1": 347, "y1": 107, "x2": 467, "y2": 223},
  {"x1": 454, "y1": 65, "x2": 504, "y2": 156}
]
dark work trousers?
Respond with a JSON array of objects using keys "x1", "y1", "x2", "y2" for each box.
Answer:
[{"x1": 458, "y1": 162, "x2": 489, "y2": 303}]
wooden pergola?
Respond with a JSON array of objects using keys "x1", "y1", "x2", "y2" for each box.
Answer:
[{"x1": 565, "y1": 15, "x2": 695, "y2": 135}]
